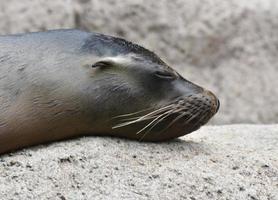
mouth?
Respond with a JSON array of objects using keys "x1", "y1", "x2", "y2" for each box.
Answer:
[{"x1": 112, "y1": 92, "x2": 219, "y2": 141}]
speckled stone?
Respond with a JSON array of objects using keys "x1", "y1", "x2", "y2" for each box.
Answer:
[{"x1": 0, "y1": 125, "x2": 277, "y2": 200}]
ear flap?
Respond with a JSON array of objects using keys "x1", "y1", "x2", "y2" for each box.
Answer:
[
  {"x1": 91, "y1": 56, "x2": 128, "y2": 69},
  {"x1": 92, "y1": 61, "x2": 111, "y2": 68},
  {"x1": 91, "y1": 60, "x2": 112, "y2": 68}
]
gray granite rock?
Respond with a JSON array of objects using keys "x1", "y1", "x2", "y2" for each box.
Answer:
[
  {"x1": 0, "y1": 0, "x2": 75, "y2": 34},
  {"x1": 0, "y1": 125, "x2": 277, "y2": 200}
]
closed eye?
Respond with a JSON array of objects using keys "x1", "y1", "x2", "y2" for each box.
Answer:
[{"x1": 154, "y1": 71, "x2": 176, "y2": 80}]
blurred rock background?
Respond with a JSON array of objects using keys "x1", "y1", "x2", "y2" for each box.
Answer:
[{"x1": 0, "y1": 0, "x2": 277, "y2": 124}]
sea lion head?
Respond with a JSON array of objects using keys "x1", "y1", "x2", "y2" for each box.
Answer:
[{"x1": 81, "y1": 33, "x2": 220, "y2": 141}]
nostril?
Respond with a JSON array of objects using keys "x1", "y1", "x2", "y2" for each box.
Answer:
[
  {"x1": 203, "y1": 90, "x2": 220, "y2": 113},
  {"x1": 216, "y1": 99, "x2": 220, "y2": 112}
]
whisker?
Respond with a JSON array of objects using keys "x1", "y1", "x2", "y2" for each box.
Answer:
[
  {"x1": 162, "y1": 111, "x2": 191, "y2": 131},
  {"x1": 182, "y1": 108, "x2": 202, "y2": 125},
  {"x1": 136, "y1": 109, "x2": 175, "y2": 135},
  {"x1": 112, "y1": 107, "x2": 152, "y2": 119},
  {"x1": 135, "y1": 104, "x2": 175, "y2": 120},
  {"x1": 118, "y1": 107, "x2": 175, "y2": 122},
  {"x1": 192, "y1": 109, "x2": 210, "y2": 127},
  {"x1": 139, "y1": 108, "x2": 184, "y2": 140},
  {"x1": 112, "y1": 104, "x2": 175, "y2": 129},
  {"x1": 112, "y1": 116, "x2": 152, "y2": 129}
]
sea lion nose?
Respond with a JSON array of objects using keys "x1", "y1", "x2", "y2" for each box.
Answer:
[
  {"x1": 203, "y1": 90, "x2": 220, "y2": 114},
  {"x1": 216, "y1": 99, "x2": 220, "y2": 113}
]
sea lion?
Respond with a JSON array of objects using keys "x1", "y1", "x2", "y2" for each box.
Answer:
[{"x1": 0, "y1": 29, "x2": 219, "y2": 154}]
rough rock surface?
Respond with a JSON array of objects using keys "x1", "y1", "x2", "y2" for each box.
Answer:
[
  {"x1": 0, "y1": 125, "x2": 277, "y2": 200},
  {"x1": 0, "y1": 0, "x2": 277, "y2": 124},
  {"x1": 0, "y1": 0, "x2": 75, "y2": 34}
]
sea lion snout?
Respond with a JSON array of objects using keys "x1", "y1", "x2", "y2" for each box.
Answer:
[
  {"x1": 171, "y1": 88, "x2": 219, "y2": 129},
  {"x1": 173, "y1": 75, "x2": 219, "y2": 116},
  {"x1": 202, "y1": 89, "x2": 220, "y2": 114}
]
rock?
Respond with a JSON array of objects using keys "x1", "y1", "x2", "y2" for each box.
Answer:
[
  {"x1": 0, "y1": 125, "x2": 277, "y2": 199},
  {"x1": 0, "y1": 0, "x2": 75, "y2": 34}
]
